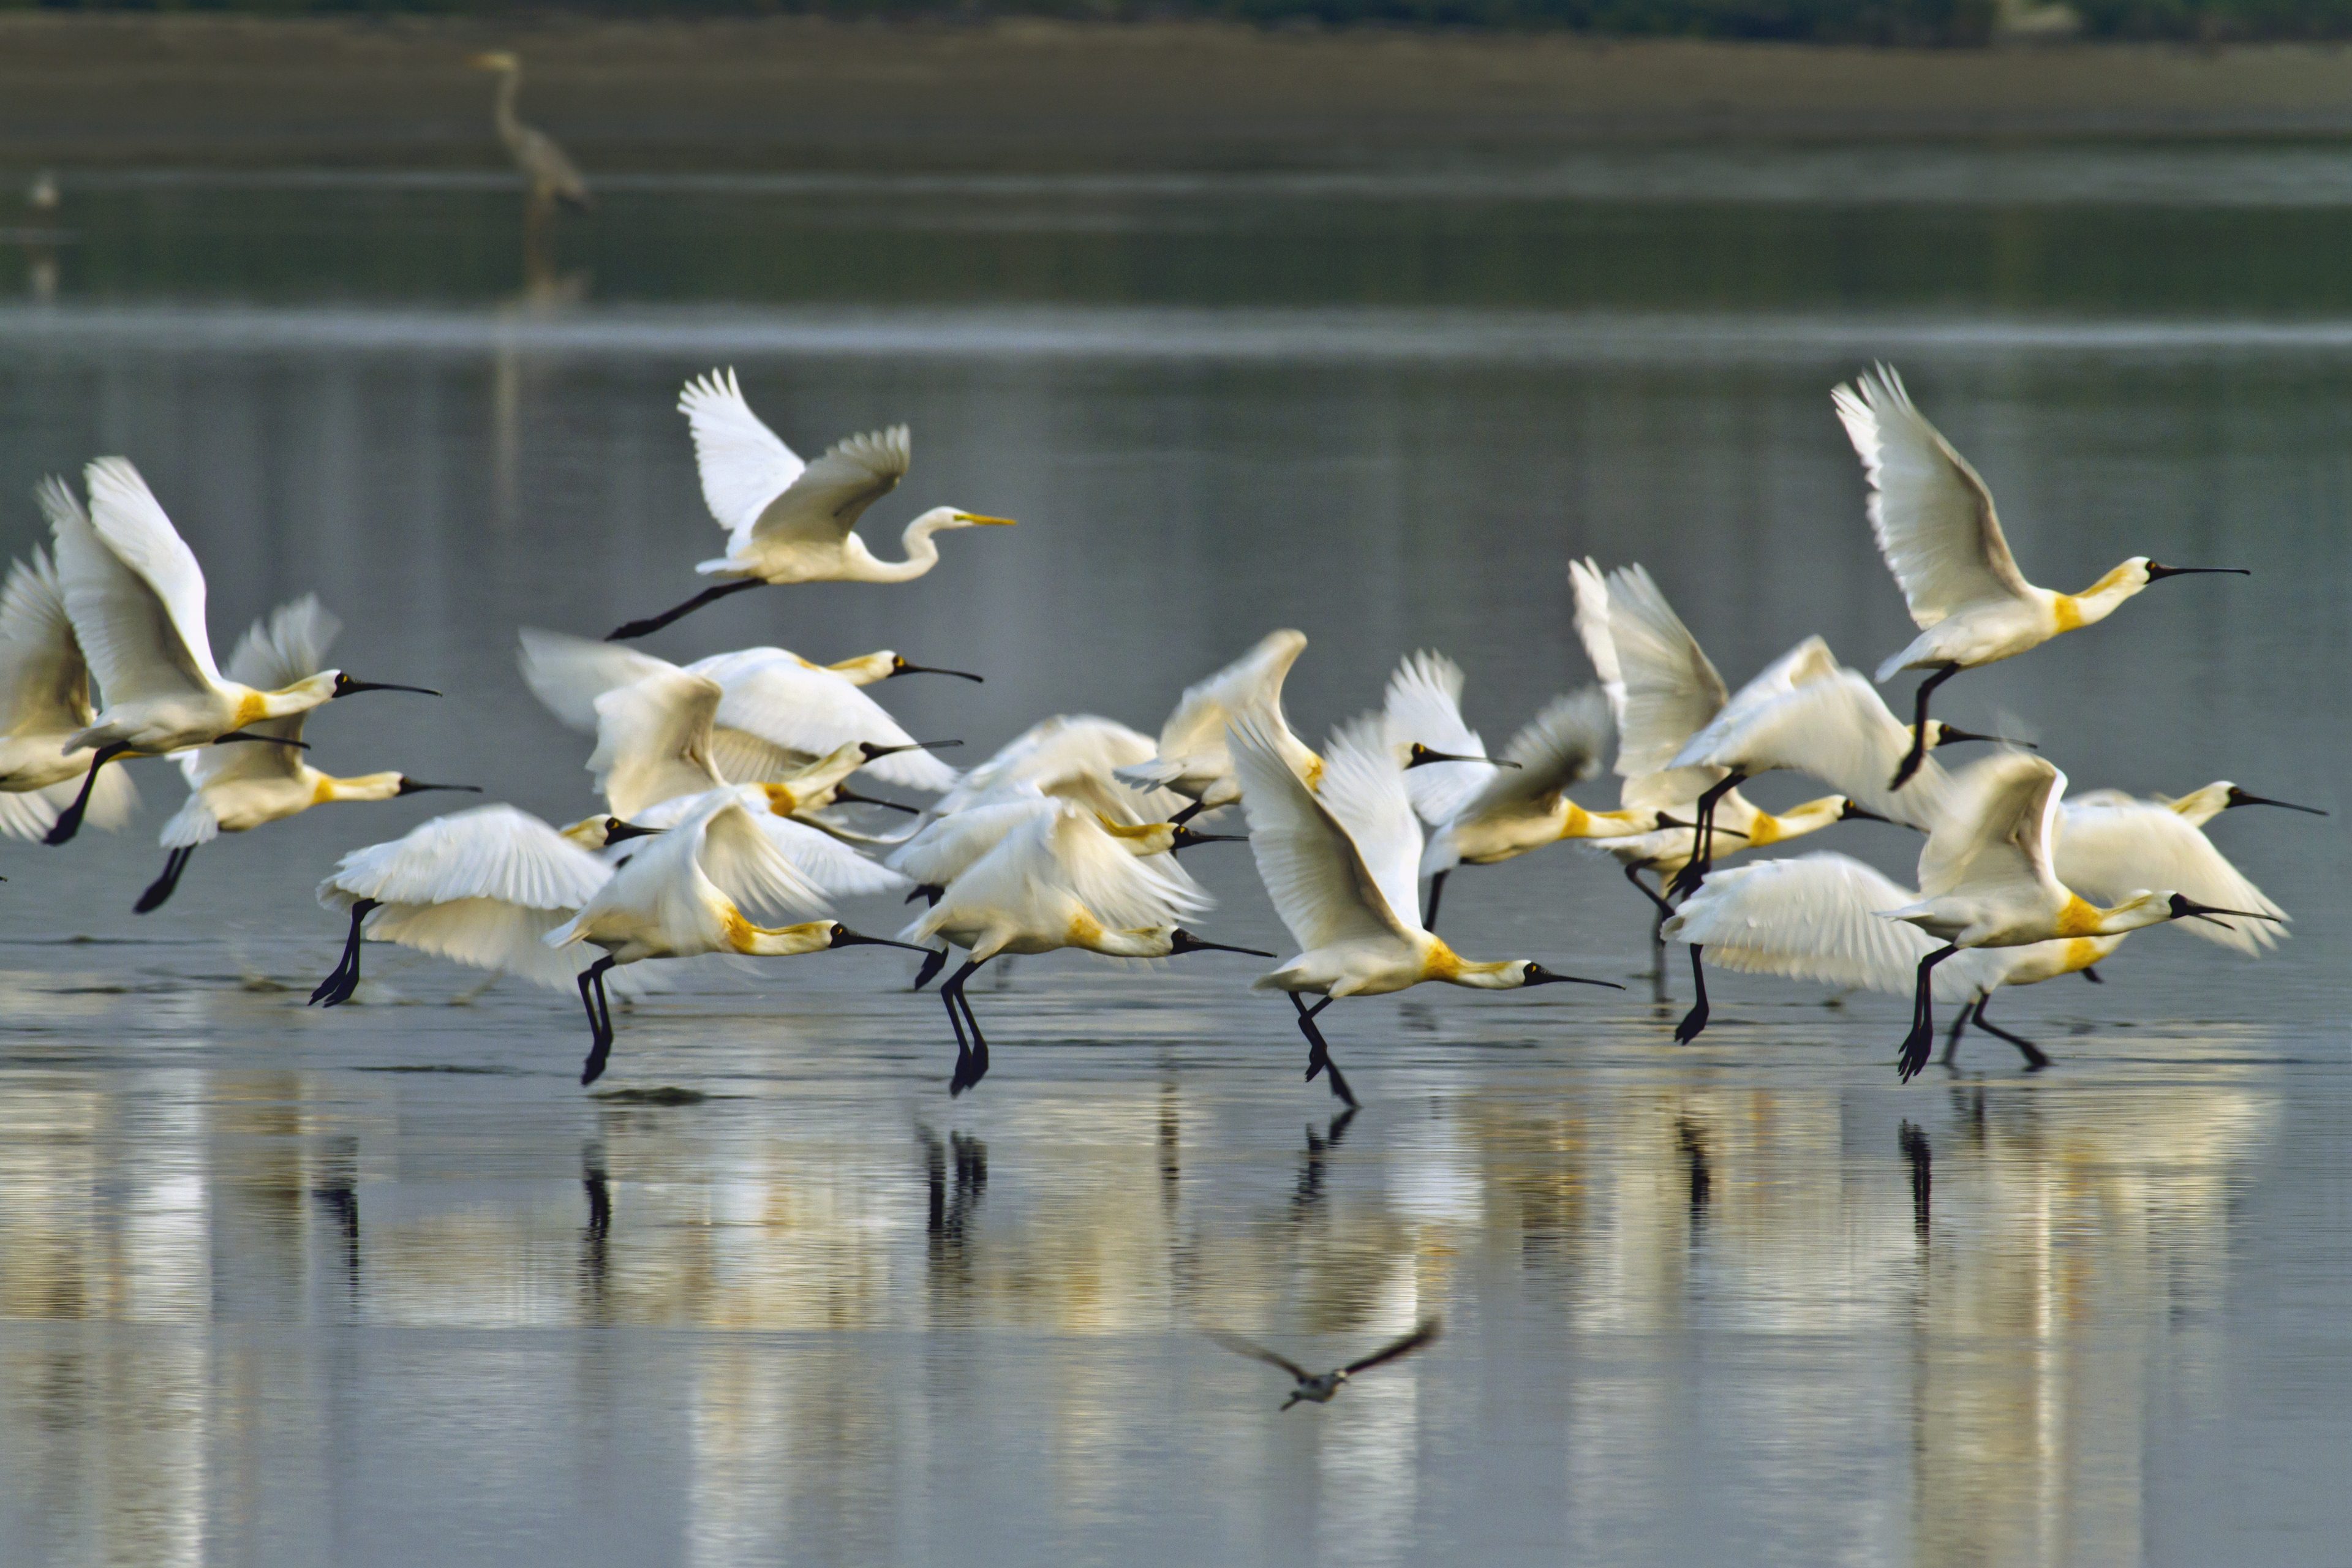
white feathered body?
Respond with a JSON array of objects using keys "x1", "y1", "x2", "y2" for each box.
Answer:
[
  {"x1": 899, "y1": 801, "x2": 1206, "y2": 963},
  {"x1": 0, "y1": 524, "x2": 138, "y2": 837},
  {"x1": 548, "y1": 790, "x2": 829, "y2": 966}
]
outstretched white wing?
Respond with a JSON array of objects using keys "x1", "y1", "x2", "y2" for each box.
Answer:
[
  {"x1": 944, "y1": 715, "x2": 1172, "y2": 817},
  {"x1": 1917, "y1": 752, "x2": 2065, "y2": 902},
  {"x1": 1381, "y1": 650, "x2": 1488, "y2": 827},
  {"x1": 1568, "y1": 558, "x2": 1624, "y2": 713},
  {"x1": 518, "y1": 628, "x2": 676, "y2": 733},
  {"x1": 1231, "y1": 712, "x2": 1414, "y2": 954},
  {"x1": 320, "y1": 804, "x2": 613, "y2": 910},
  {"x1": 689, "y1": 792, "x2": 831, "y2": 922},
  {"x1": 80, "y1": 458, "x2": 221, "y2": 684},
  {"x1": 687, "y1": 647, "x2": 958, "y2": 793},
  {"x1": 1833, "y1": 365, "x2": 2032, "y2": 632},
  {"x1": 680, "y1": 368, "x2": 805, "y2": 539},
  {"x1": 0, "y1": 529, "x2": 92, "y2": 736},
  {"x1": 588, "y1": 668, "x2": 725, "y2": 818},
  {"x1": 734, "y1": 426, "x2": 911, "y2": 561},
  {"x1": 1597, "y1": 563, "x2": 1729, "y2": 809},
  {"x1": 181, "y1": 596, "x2": 344, "y2": 792},
  {"x1": 1663, "y1": 852, "x2": 1994, "y2": 1000},
  {"x1": 630, "y1": 788, "x2": 911, "y2": 901},
  {"x1": 50, "y1": 462, "x2": 214, "y2": 707},
  {"x1": 1676, "y1": 664, "x2": 1953, "y2": 830},
  {"x1": 1462, "y1": 688, "x2": 1614, "y2": 820},
  {"x1": 1131, "y1": 629, "x2": 1310, "y2": 782},
  {"x1": 2056, "y1": 797, "x2": 2284, "y2": 954}
]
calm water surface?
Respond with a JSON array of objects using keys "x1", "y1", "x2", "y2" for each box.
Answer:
[{"x1": 1, "y1": 148, "x2": 2349, "y2": 1566}]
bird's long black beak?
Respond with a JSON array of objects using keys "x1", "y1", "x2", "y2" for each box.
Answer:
[
  {"x1": 1167, "y1": 929, "x2": 1274, "y2": 958},
  {"x1": 396, "y1": 779, "x2": 483, "y2": 796},
  {"x1": 1841, "y1": 801, "x2": 1894, "y2": 824},
  {"x1": 911, "y1": 948, "x2": 949, "y2": 990},
  {"x1": 333, "y1": 675, "x2": 441, "y2": 698},
  {"x1": 1523, "y1": 963, "x2": 1624, "y2": 989},
  {"x1": 2225, "y1": 786, "x2": 2327, "y2": 816},
  {"x1": 890, "y1": 658, "x2": 984, "y2": 684},
  {"x1": 2145, "y1": 564, "x2": 2250, "y2": 581},
  {"x1": 603, "y1": 818, "x2": 662, "y2": 843},
  {"x1": 2167, "y1": 893, "x2": 2284, "y2": 925},
  {"x1": 1170, "y1": 826, "x2": 1245, "y2": 851},
  {"x1": 859, "y1": 739, "x2": 963, "y2": 760},
  {"x1": 1406, "y1": 744, "x2": 1515, "y2": 770},
  {"x1": 829, "y1": 926, "x2": 934, "y2": 953},
  {"x1": 1934, "y1": 725, "x2": 2035, "y2": 749}
]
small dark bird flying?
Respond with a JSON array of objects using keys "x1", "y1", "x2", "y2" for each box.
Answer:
[{"x1": 1207, "y1": 1317, "x2": 1441, "y2": 1409}]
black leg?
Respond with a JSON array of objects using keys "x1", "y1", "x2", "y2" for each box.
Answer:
[
  {"x1": 2081, "y1": 967, "x2": 2104, "y2": 985},
  {"x1": 1669, "y1": 771, "x2": 1744, "y2": 899},
  {"x1": 1968, "y1": 993, "x2": 2053, "y2": 1071},
  {"x1": 1167, "y1": 800, "x2": 1205, "y2": 828},
  {"x1": 1625, "y1": 861, "x2": 1673, "y2": 1001},
  {"x1": 1896, "y1": 945, "x2": 1960, "y2": 1082},
  {"x1": 1423, "y1": 869, "x2": 1449, "y2": 932},
  {"x1": 132, "y1": 845, "x2": 194, "y2": 914},
  {"x1": 1940, "y1": 997, "x2": 1975, "y2": 1066},
  {"x1": 1625, "y1": 860, "x2": 1677, "y2": 920},
  {"x1": 943, "y1": 960, "x2": 990, "y2": 1096},
  {"x1": 579, "y1": 957, "x2": 619, "y2": 1085},
  {"x1": 606, "y1": 578, "x2": 764, "y2": 642},
  {"x1": 1893, "y1": 664, "x2": 1961, "y2": 790},
  {"x1": 1673, "y1": 946, "x2": 1711, "y2": 1043},
  {"x1": 311, "y1": 899, "x2": 380, "y2": 1007},
  {"x1": 941, "y1": 971, "x2": 973, "y2": 1087},
  {"x1": 1290, "y1": 993, "x2": 1359, "y2": 1109},
  {"x1": 43, "y1": 741, "x2": 130, "y2": 847}
]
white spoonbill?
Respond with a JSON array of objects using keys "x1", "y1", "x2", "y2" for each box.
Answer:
[
  {"x1": 935, "y1": 714, "x2": 1184, "y2": 823},
  {"x1": 1230, "y1": 712, "x2": 1620, "y2": 1109},
  {"x1": 607, "y1": 368, "x2": 1016, "y2": 639},
  {"x1": 470, "y1": 52, "x2": 590, "y2": 212},
  {"x1": 1569, "y1": 559, "x2": 1879, "y2": 935},
  {"x1": 0, "y1": 511, "x2": 138, "y2": 840},
  {"x1": 521, "y1": 628, "x2": 961, "y2": 796},
  {"x1": 1116, "y1": 630, "x2": 1325, "y2": 823},
  {"x1": 135, "y1": 597, "x2": 479, "y2": 911},
  {"x1": 1833, "y1": 364, "x2": 2245, "y2": 788},
  {"x1": 2053, "y1": 783, "x2": 2307, "y2": 955},
  {"x1": 1658, "y1": 851, "x2": 2121, "y2": 1069},
  {"x1": 548, "y1": 787, "x2": 930, "y2": 1085},
  {"x1": 40, "y1": 458, "x2": 439, "y2": 845},
  {"x1": 311, "y1": 804, "x2": 660, "y2": 1007},
  {"x1": 1882, "y1": 752, "x2": 2277, "y2": 1080},
  {"x1": 1379, "y1": 650, "x2": 1645, "y2": 929},
  {"x1": 1664, "y1": 635, "x2": 2020, "y2": 893},
  {"x1": 899, "y1": 799, "x2": 1268, "y2": 1095},
  {"x1": 888, "y1": 783, "x2": 1240, "y2": 906}
]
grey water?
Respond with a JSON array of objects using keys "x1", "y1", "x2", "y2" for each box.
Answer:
[{"x1": 2, "y1": 148, "x2": 2350, "y2": 1566}]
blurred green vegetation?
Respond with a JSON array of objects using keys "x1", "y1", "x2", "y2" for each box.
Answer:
[{"x1": 8, "y1": 0, "x2": 2352, "y2": 45}]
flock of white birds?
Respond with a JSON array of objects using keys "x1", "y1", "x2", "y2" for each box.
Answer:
[{"x1": 9, "y1": 361, "x2": 2313, "y2": 1098}]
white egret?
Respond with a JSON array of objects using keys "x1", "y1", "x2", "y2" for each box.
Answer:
[
  {"x1": 1379, "y1": 650, "x2": 1645, "y2": 929},
  {"x1": 0, "y1": 517, "x2": 138, "y2": 840},
  {"x1": 1568, "y1": 558, "x2": 1879, "y2": 939},
  {"x1": 521, "y1": 629, "x2": 961, "y2": 796},
  {"x1": 1659, "y1": 851, "x2": 2124, "y2": 1066},
  {"x1": 40, "y1": 458, "x2": 438, "y2": 845},
  {"x1": 548, "y1": 788, "x2": 930, "y2": 1084},
  {"x1": 136, "y1": 598, "x2": 479, "y2": 911},
  {"x1": 607, "y1": 368, "x2": 1015, "y2": 639},
  {"x1": 470, "y1": 51, "x2": 590, "y2": 212},
  {"x1": 311, "y1": 804, "x2": 660, "y2": 1007},
  {"x1": 1207, "y1": 1317, "x2": 1441, "y2": 1409},
  {"x1": 1880, "y1": 752, "x2": 2277, "y2": 1080},
  {"x1": 1834, "y1": 364, "x2": 2245, "y2": 788},
  {"x1": 1117, "y1": 630, "x2": 1325, "y2": 822},
  {"x1": 898, "y1": 799, "x2": 1268, "y2": 1095},
  {"x1": 1230, "y1": 712, "x2": 1619, "y2": 1109}
]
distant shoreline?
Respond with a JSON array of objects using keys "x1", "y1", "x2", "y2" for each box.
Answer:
[{"x1": 9, "y1": 15, "x2": 2352, "y2": 172}]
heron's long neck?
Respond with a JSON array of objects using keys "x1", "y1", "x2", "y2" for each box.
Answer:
[
  {"x1": 491, "y1": 68, "x2": 523, "y2": 143},
  {"x1": 2051, "y1": 563, "x2": 2145, "y2": 633},
  {"x1": 851, "y1": 521, "x2": 945, "y2": 583}
]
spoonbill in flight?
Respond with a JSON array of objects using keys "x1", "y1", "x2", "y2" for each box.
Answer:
[{"x1": 0, "y1": 518, "x2": 138, "y2": 840}]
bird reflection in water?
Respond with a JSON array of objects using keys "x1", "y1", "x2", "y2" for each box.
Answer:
[
  {"x1": 311, "y1": 1134, "x2": 362, "y2": 1310},
  {"x1": 580, "y1": 1144, "x2": 612, "y2": 1316},
  {"x1": 1293, "y1": 1106, "x2": 1358, "y2": 1217},
  {"x1": 1900, "y1": 1120, "x2": 1931, "y2": 1237},
  {"x1": 1674, "y1": 1117, "x2": 1711, "y2": 1234}
]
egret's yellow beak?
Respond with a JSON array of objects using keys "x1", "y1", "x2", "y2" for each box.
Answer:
[{"x1": 955, "y1": 513, "x2": 1018, "y2": 526}]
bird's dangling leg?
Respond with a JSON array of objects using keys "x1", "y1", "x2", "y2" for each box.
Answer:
[
  {"x1": 942, "y1": 960, "x2": 990, "y2": 1095},
  {"x1": 132, "y1": 845, "x2": 195, "y2": 914},
  {"x1": 1623, "y1": 861, "x2": 1674, "y2": 1000},
  {"x1": 2081, "y1": 967, "x2": 2103, "y2": 985},
  {"x1": 311, "y1": 899, "x2": 380, "y2": 1007},
  {"x1": 1423, "y1": 870, "x2": 1449, "y2": 932},
  {"x1": 1673, "y1": 946, "x2": 1711, "y2": 1044},
  {"x1": 1940, "y1": 998, "x2": 1977, "y2": 1065},
  {"x1": 578, "y1": 957, "x2": 619, "y2": 1085},
  {"x1": 1966, "y1": 993, "x2": 2052, "y2": 1071},
  {"x1": 1893, "y1": 663, "x2": 1961, "y2": 790},
  {"x1": 1896, "y1": 944, "x2": 1959, "y2": 1082},
  {"x1": 1668, "y1": 771, "x2": 1745, "y2": 899},
  {"x1": 1290, "y1": 994, "x2": 1359, "y2": 1110},
  {"x1": 43, "y1": 741, "x2": 131, "y2": 847},
  {"x1": 1166, "y1": 799, "x2": 1208, "y2": 829},
  {"x1": 606, "y1": 578, "x2": 764, "y2": 643}
]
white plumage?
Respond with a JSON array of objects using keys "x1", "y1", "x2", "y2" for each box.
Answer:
[
  {"x1": 1116, "y1": 629, "x2": 1319, "y2": 816},
  {"x1": 0, "y1": 514, "x2": 138, "y2": 839}
]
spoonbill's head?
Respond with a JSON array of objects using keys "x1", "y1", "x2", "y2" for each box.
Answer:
[
  {"x1": 328, "y1": 671, "x2": 442, "y2": 700},
  {"x1": 559, "y1": 815, "x2": 662, "y2": 849},
  {"x1": 912, "y1": 506, "x2": 1019, "y2": 535},
  {"x1": 1838, "y1": 799, "x2": 1895, "y2": 824},
  {"x1": 1163, "y1": 928, "x2": 1274, "y2": 959},
  {"x1": 1504, "y1": 961, "x2": 1624, "y2": 991},
  {"x1": 2162, "y1": 891, "x2": 2287, "y2": 931},
  {"x1": 2219, "y1": 783, "x2": 2327, "y2": 816},
  {"x1": 1091, "y1": 816, "x2": 1243, "y2": 857},
  {"x1": 1405, "y1": 742, "x2": 1509, "y2": 771},
  {"x1": 1920, "y1": 720, "x2": 2031, "y2": 750},
  {"x1": 820, "y1": 922, "x2": 935, "y2": 954},
  {"x1": 469, "y1": 51, "x2": 520, "y2": 72},
  {"x1": 885, "y1": 653, "x2": 984, "y2": 684}
]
